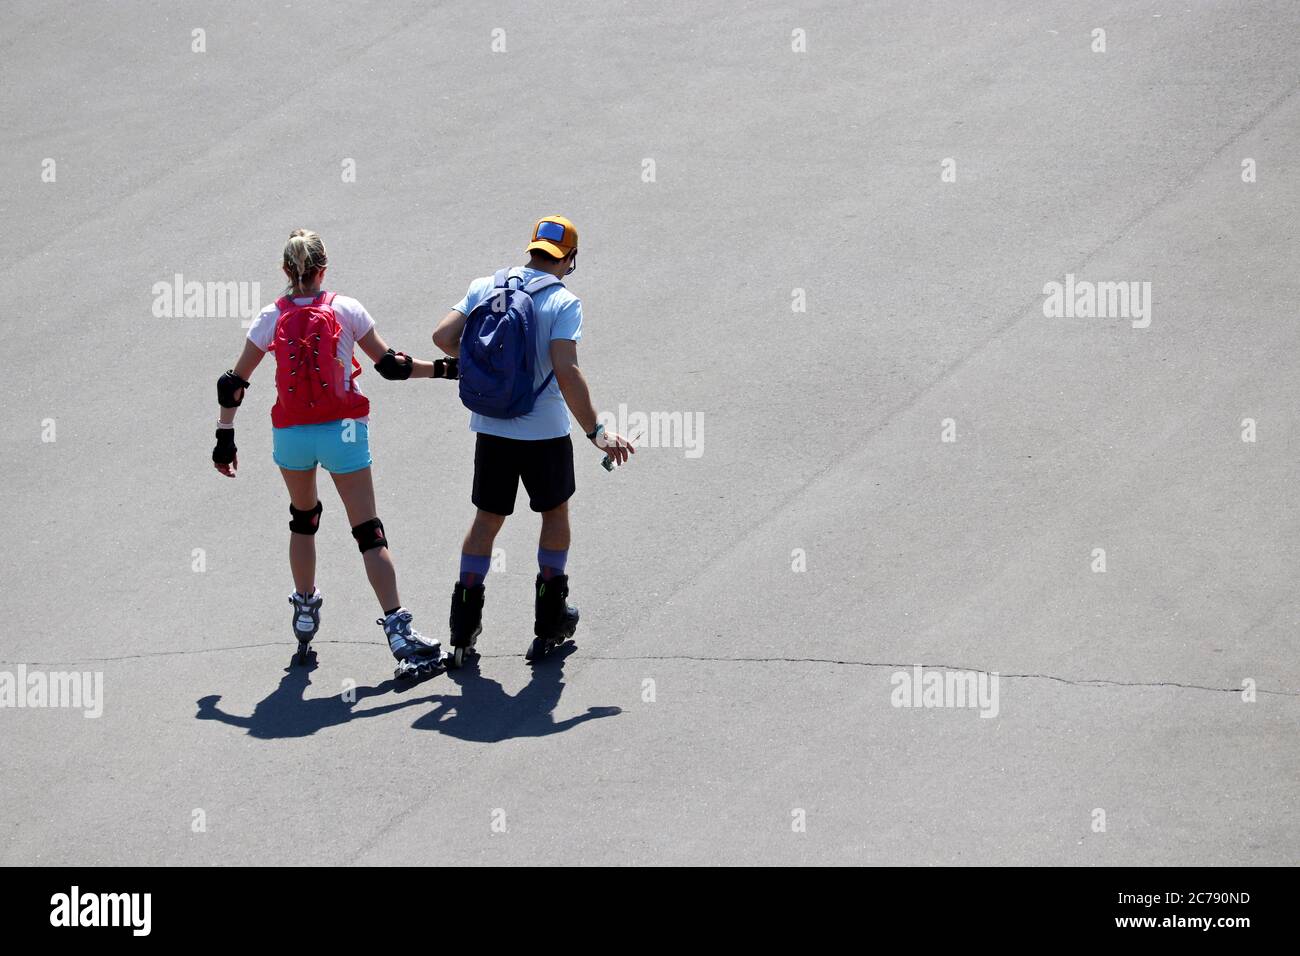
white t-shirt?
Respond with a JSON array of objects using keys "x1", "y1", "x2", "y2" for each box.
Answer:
[{"x1": 247, "y1": 293, "x2": 376, "y2": 424}]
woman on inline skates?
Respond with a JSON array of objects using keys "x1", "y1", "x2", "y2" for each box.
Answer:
[{"x1": 211, "y1": 229, "x2": 444, "y2": 679}]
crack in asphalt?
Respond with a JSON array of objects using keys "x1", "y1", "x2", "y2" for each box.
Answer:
[
  {"x1": 580, "y1": 655, "x2": 1297, "y2": 696},
  {"x1": 1, "y1": 642, "x2": 1294, "y2": 696}
]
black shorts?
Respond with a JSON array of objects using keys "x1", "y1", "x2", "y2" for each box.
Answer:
[{"x1": 472, "y1": 433, "x2": 576, "y2": 516}]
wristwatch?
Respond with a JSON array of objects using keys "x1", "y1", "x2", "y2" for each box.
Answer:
[{"x1": 586, "y1": 423, "x2": 605, "y2": 444}]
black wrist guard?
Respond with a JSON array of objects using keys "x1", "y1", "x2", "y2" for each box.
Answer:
[
  {"x1": 217, "y1": 370, "x2": 250, "y2": 408},
  {"x1": 212, "y1": 428, "x2": 237, "y2": 465},
  {"x1": 433, "y1": 357, "x2": 459, "y2": 380},
  {"x1": 375, "y1": 348, "x2": 414, "y2": 381}
]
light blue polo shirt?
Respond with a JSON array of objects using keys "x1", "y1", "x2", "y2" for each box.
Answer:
[{"x1": 452, "y1": 267, "x2": 583, "y2": 440}]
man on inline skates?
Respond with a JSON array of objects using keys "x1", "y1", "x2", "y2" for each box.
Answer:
[{"x1": 431, "y1": 216, "x2": 634, "y2": 666}]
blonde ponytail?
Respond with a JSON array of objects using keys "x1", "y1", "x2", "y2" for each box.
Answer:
[{"x1": 282, "y1": 229, "x2": 328, "y2": 294}]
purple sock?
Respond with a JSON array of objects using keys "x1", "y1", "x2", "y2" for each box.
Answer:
[
  {"x1": 460, "y1": 552, "x2": 492, "y2": 588},
  {"x1": 538, "y1": 547, "x2": 568, "y2": 580}
]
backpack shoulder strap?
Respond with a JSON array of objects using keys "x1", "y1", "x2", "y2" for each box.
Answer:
[
  {"x1": 522, "y1": 275, "x2": 562, "y2": 295},
  {"x1": 533, "y1": 368, "x2": 556, "y2": 398},
  {"x1": 276, "y1": 291, "x2": 333, "y2": 314}
]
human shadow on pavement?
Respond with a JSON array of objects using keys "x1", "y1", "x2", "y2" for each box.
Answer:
[
  {"x1": 410, "y1": 643, "x2": 621, "y2": 742},
  {"x1": 195, "y1": 643, "x2": 619, "y2": 742},
  {"x1": 195, "y1": 649, "x2": 438, "y2": 739}
]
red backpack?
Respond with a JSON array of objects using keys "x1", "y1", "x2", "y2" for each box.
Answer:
[{"x1": 269, "y1": 292, "x2": 370, "y2": 428}]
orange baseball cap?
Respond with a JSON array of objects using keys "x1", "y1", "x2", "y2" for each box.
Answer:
[{"x1": 526, "y1": 216, "x2": 578, "y2": 258}]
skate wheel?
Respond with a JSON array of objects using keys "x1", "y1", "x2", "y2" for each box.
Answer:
[{"x1": 452, "y1": 646, "x2": 467, "y2": 669}]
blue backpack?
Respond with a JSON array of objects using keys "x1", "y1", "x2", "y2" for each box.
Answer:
[{"x1": 458, "y1": 269, "x2": 562, "y2": 419}]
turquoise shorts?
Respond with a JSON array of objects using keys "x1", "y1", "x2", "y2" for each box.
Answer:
[{"x1": 273, "y1": 420, "x2": 372, "y2": 474}]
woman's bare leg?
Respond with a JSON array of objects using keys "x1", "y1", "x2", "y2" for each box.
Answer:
[
  {"x1": 330, "y1": 466, "x2": 400, "y2": 612},
  {"x1": 280, "y1": 467, "x2": 318, "y2": 594}
]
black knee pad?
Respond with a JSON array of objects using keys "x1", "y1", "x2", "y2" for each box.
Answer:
[
  {"x1": 351, "y1": 517, "x2": 388, "y2": 553},
  {"x1": 289, "y1": 501, "x2": 322, "y2": 535}
]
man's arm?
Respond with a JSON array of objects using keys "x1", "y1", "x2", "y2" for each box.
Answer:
[
  {"x1": 433, "y1": 310, "x2": 467, "y2": 357},
  {"x1": 550, "y1": 338, "x2": 634, "y2": 466}
]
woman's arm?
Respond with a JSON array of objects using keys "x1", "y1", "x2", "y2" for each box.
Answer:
[
  {"x1": 213, "y1": 339, "x2": 265, "y2": 477},
  {"x1": 360, "y1": 328, "x2": 438, "y2": 379},
  {"x1": 219, "y1": 340, "x2": 265, "y2": 426},
  {"x1": 356, "y1": 327, "x2": 391, "y2": 364}
]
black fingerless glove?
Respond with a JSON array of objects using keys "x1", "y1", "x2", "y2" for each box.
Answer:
[
  {"x1": 212, "y1": 428, "x2": 237, "y2": 465},
  {"x1": 433, "y1": 357, "x2": 459, "y2": 380},
  {"x1": 375, "y1": 348, "x2": 414, "y2": 381}
]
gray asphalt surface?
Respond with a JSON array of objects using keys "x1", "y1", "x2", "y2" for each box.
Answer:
[{"x1": 1, "y1": 0, "x2": 1297, "y2": 865}]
